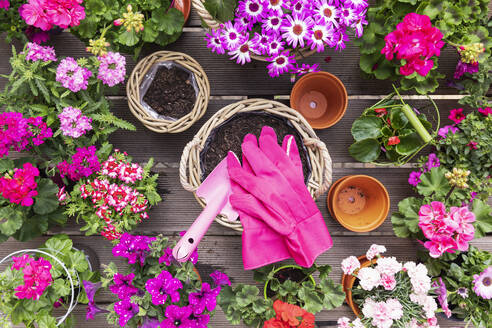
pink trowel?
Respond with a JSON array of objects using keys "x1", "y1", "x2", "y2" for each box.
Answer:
[{"x1": 173, "y1": 156, "x2": 239, "y2": 262}]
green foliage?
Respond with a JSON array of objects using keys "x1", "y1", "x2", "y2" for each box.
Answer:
[
  {"x1": 0, "y1": 0, "x2": 31, "y2": 44},
  {"x1": 203, "y1": 0, "x2": 237, "y2": 23},
  {"x1": 349, "y1": 91, "x2": 435, "y2": 165},
  {"x1": 355, "y1": 0, "x2": 492, "y2": 106},
  {"x1": 420, "y1": 246, "x2": 492, "y2": 327},
  {"x1": 218, "y1": 263, "x2": 344, "y2": 326},
  {"x1": 0, "y1": 235, "x2": 99, "y2": 328},
  {"x1": 71, "y1": 0, "x2": 185, "y2": 58}
]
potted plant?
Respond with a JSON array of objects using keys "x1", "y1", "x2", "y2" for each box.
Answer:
[
  {"x1": 0, "y1": 234, "x2": 99, "y2": 328},
  {"x1": 327, "y1": 175, "x2": 390, "y2": 232},
  {"x1": 0, "y1": 0, "x2": 85, "y2": 44},
  {"x1": 348, "y1": 86, "x2": 438, "y2": 165},
  {"x1": 391, "y1": 153, "x2": 492, "y2": 258},
  {"x1": 218, "y1": 262, "x2": 345, "y2": 327},
  {"x1": 85, "y1": 233, "x2": 227, "y2": 327},
  {"x1": 339, "y1": 244, "x2": 440, "y2": 328},
  {"x1": 65, "y1": 150, "x2": 161, "y2": 241},
  {"x1": 199, "y1": 0, "x2": 369, "y2": 79},
  {"x1": 70, "y1": 0, "x2": 188, "y2": 58},
  {"x1": 127, "y1": 51, "x2": 210, "y2": 133},
  {"x1": 419, "y1": 246, "x2": 492, "y2": 327},
  {"x1": 355, "y1": 5, "x2": 491, "y2": 107}
]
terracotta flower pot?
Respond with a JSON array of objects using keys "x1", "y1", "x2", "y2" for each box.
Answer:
[
  {"x1": 173, "y1": 0, "x2": 191, "y2": 22},
  {"x1": 341, "y1": 255, "x2": 377, "y2": 317},
  {"x1": 290, "y1": 72, "x2": 348, "y2": 129},
  {"x1": 328, "y1": 175, "x2": 389, "y2": 232},
  {"x1": 263, "y1": 265, "x2": 316, "y2": 299}
]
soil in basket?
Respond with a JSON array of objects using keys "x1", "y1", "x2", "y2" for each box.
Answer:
[
  {"x1": 143, "y1": 66, "x2": 196, "y2": 119},
  {"x1": 266, "y1": 267, "x2": 308, "y2": 298},
  {"x1": 201, "y1": 113, "x2": 311, "y2": 181}
]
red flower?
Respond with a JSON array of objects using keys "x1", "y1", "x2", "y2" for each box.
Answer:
[
  {"x1": 386, "y1": 118, "x2": 391, "y2": 125},
  {"x1": 448, "y1": 108, "x2": 466, "y2": 124},
  {"x1": 467, "y1": 141, "x2": 478, "y2": 149},
  {"x1": 388, "y1": 136, "x2": 400, "y2": 145},
  {"x1": 374, "y1": 108, "x2": 387, "y2": 117},
  {"x1": 478, "y1": 107, "x2": 492, "y2": 116},
  {"x1": 264, "y1": 318, "x2": 289, "y2": 328},
  {"x1": 299, "y1": 312, "x2": 315, "y2": 328},
  {"x1": 273, "y1": 300, "x2": 305, "y2": 326}
]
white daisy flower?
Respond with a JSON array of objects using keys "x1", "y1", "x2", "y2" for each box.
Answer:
[{"x1": 280, "y1": 13, "x2": 314, "y2": 48}]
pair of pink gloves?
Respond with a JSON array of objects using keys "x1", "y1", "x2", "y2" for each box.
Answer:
[{"x1": 227, "y1": 126, "x2": 333, "y2": 270}]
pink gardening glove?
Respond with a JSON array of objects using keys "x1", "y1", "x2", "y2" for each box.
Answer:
[
  {"x1": 227, "y1": 126, "x2": 333, "y2": 267},
  {"x1": 229, "y1": 150, "x2": 291, "y2": 270}
]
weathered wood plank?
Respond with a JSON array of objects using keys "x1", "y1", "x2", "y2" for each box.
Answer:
[
  {"x1": 3, "y1": 236, "x2": 491, "y2": 327},
  {"x1": 0, "y1": 32, "x2": 464, "y2": 96},
  {"x1": 107, "y1": 98, "x2": 458, "y2": 165}
]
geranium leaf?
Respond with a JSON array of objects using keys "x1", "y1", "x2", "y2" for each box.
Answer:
[
  {"x1": 349, "y1": 138, "x2": 381, "y2": 162},
  {"x1": 319, "y1": 279, "x2": 345, "y2": 309},
  {"x1": 416, "y1": 167, "x2": 451, "y2": 197},
  {"x1": 152, "y1": 8, "x2": 184, "y2": 34},
  {"x1": 0, "y1": 158, "x2": 14, "y2": 172},
  {"x1": 33, "y1": 179, "x2": 59, "y2": 215},
  {"x1": 392, "y1": 197, "x2": 422, "y2": 238},
  {"x1": 142, "y1": 21, "x2": 159, "y2": 42},
  {"x1": 45, "y1": 234, "x2": 73, "y2": 255},
  {"x1": 389, "y1": 108, "x2": 409, "y2": 129},
  {"x1": 13, "y1": 215, "x2": 48, "y2": 242},
  {"x1": 472, "y1": 199, "x2": 492, "y2": 238},
  {"x1": 0, "y1": 207, "x2": 23, "y2": 236},
  {"x1": 236, "y1": 285, "x2": 259, "y2": 307},
  {"x1": 118, "y1": 30, "x2": 139, "y2": 47},
  {"x1": 37, "y1": 311, "x2": 57, "y2": 328},
  {"x1": 351, "y1": 116, "x2": 383, "y2": 141},
  {"x1": 53, "y1": 279, "x2": 71, "y2": 297},
  {"x1": 298, "y1": 287, "x2": 323, "y2": 313},
  {"x1": 396, "y1": 132, "x2": 422, "y2": 155},
  {"x1": 204, "y1": 0, "x2": 236, "y2": 23}
]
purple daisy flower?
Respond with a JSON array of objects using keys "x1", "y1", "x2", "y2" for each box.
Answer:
[
  {"x1": 308, "y1": 19, "x2": 335, "y2": 52},
  {"x1": 267, "y1": 51, "x2": 295, "y2": 77},
  {"x1": 473, "y1": 266, "x2": 492, "y2": 299},
  {"x1": 280, "y1": 13, "x2": 314, "y2": 48},
  {"x1": 210, "y1": 270, "x2": 231, "y2": 286},
  {"x1": 313, "y1": 0, "x2": 340, "y2": 27},
  {"x1": 114, "y1": 299, "x2": 139, "y2": 327},
  {"x1": 457, "y1": 287, "x2": 469, "y2": 299},
  {"x1": 266, "y1": 34, "x2": 285, "y2": 56},
  {"x1": 145, "y1": 270, "x2": 183, "y2": 305},
  {"x1": 205, "y1": 29, "x2": 226, "y2": 55},
  {"x1": 251, "y1": 32, "x2": 272, "y2": 55},
  {"x1": 109, "y1": 273, "x2": 139, "y2": 300},
  {"x1": 264, "y1": 0, "x2": 287, "y2": 12},
  {"x1": 338, "y1": 5, "x2": 358, "y2": 26},
  {"x1": 160, "y1": 305, "x2": 193, "y2": 328},
  {"x1": 343, "y1": 0, "x2": 368, "y2": 10},
  {"x1": 290, "y1": 0, "x2": 312, "y2": 16},
  {"x1": 237, "y1": 0, "x2": 266, "y2": 24},
  {"x1": 219, "y1": 21, "x2": 246, "y2": 51},
  {"x1": 229, "y1": 39, "x2": 255, "y2": 65},
  {"x1": 352, "y1": 11, "x2": 368, "y2": 38},
  {"x1": 234, "y1": 15, "x2": 255, "y2": 31},
  {"x1": 159, "y1": 247, "x2": 175, "y2": 266},
  {"x1": 294, "y1": 63, "x2": 320, "y2": 77},
  {"x1": 335, "y1": 30, "x2": 349, "y2": 51},
  {"x1": 408, "y1": 171, "x2": 422, "y2": 187},
  {"x1": 188, "y1": 283, "x2": 221, "y2": 315},
  {"x1": 262, "y1": 11, "x2": 284, "y2": 33}
]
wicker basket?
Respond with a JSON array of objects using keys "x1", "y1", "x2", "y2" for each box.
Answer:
[
  {"x1": 179, "y1": 98, "x2": 332, "y2": 231},
  {"x1": 191, "y1": 0, "x2": 316, "y2": 62},
  {"x1": 127, "y1": 51, "x2": 210, "y2": 133}
]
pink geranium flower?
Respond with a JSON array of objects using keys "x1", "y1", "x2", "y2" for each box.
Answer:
[{"x1": 448, "y1": 108, "x2": 466, "y2": 124}]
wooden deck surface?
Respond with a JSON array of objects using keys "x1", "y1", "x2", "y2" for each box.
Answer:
[{"x1": 1, "y1": 6, "x2": 492, "y2": 328}]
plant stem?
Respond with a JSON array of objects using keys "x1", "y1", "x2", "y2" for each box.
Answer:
[{"x1": 401, "y1": 104, "x2": 433, "y2": 143}]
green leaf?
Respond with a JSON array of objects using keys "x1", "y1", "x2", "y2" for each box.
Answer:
[
  {"x1": 449, "y1": 263, "x2": 465, "y2": 280},
  {"x1": 349, "y1": 138, "x2": 381, "y2": 162},
  {"x1": 417, "y1": 167, "x2": 451, "y2": 197},
  {"x1": 351, "y1": 116, "x2": 383, "y2": 141},
  {"x1": 0, "y1": 206, "x2": 23, "y2": 236},
  {"x1": 152, "y1": 8, "x2": 184, "y2": 34},
  {"x1": 118, "y1": 30, "x2": 139, "y2": 47},
  {"x1": 395, "y1": 132, "x2": 422, "y2": 155},
  {"x1": 13, "y1": 215, "x2": 49, "y2": 242},
  {"x1": 37, "y1": 311, "x2": 57, "y2": 328},
  {"x1": 472, "y1": 199, "x2": 492, "y2": 238},
  {"x1": 204, "y1": 0, "x2": 236, "y2": 22},
  {"x1": 391, "y1": 197, "x2": 422, "y2": 238},
  {"x1": 236, "y1": 285, "x2": 259, "y2": 307},
  {"x1": 45, "y1": 234, "x2": 73, "y2": 255},
  {"x1": 142, "y1": 20, "x2": 159, "y2": 42},
  {"x1": 298, "y1": 287, "x2": 323, "y2": 313},
  {"x1": 0, "y1": 158, "x2": 14, "y2": 172},
  {"x1": 33, "y1": 179, "x2": 59, "y2": 215},
  {"x1": 319, "y1": 279, "x2": 345, "y2": 310},
  {"x1": 389, "y1": 108, "x2": 409, "y2": 129},
  {"x1": 70, "y1": 251, "x2": 89, "y2": 272},
  {"x1": 53, "y1": 278, "x2": 71, "y2": 297}
]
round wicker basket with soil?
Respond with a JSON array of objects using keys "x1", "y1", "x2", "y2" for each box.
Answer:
[
  {"x1": 179, "y1": 98, "x2": 332, "y2": 231},
  {"x1": 127, "y1": 51, "x2": 210, "y2": 133}
]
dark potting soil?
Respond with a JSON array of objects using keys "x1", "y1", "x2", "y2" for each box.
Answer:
[
  {"x1": 200, "y1": 113, "x2": 311, "y2": 182},
  {"x1": 266, "y1": 267, "x2": 308, "y2": 298},
  {"x1": 143, "y1": 66, "x2": 196, "y2": 119}
]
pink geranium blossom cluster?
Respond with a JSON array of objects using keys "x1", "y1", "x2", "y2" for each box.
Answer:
[
  {"x1": 25, "y1": 42, "x2": 57, "y2": 62},
  {"x1": 418, "y1": 201, "x2": 476, "y2": 258},
  {"x1": 0, "y1": 163, "x2": 40, "y2": 207},
  {"x1": 56, "y1": 57, "x2": 93, "y2": 92},
  {"x1": 19, "y1": 0, "x2": 85, "y2": 31},
  {"x1": 57, "y1": 146, "x2": 101, "y2": 181},
  {"x1": 0, "y1": 0, "x2": 9, "y2": 10},
  {"x1": 11, "y1": 254, "x2": 53, "y2": 301},
  {"x1": 58, "y1": 106, "x2": 92, "y2": 138},
  {"x1": 97, "y1": 52, "x2": 126, "y2": 87},
  {"x1": 205, "y1": 0, "x2": 369, "y2": 78},
  {"x1": 381, "y1": 13, "x2": 444, "y2": 77},
  {"x1": 80, "y1": 152, "x2": 148, "y2": 240},
  {"x1": 0, "y1": 112, "x2": 52, "y2": 158}
]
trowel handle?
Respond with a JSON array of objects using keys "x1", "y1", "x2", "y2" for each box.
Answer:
[{"x1": 173, "y1": 197, "x2": 227, "y2": 262}]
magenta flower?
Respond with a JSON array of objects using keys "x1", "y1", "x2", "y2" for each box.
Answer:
[
  {"x1": 454, "y1": 60, "x2": 479, "y2": 79},
  {"x1": 0, "y1": 163, "x2": 40, "y2": 207},
  {"x1": 425, "y1": 153, "x2": 440, "y2": 172},
  {"x1": 408, "y1": 171, "x2": 422, "y2": 187},
  {"x1": 145, "y1": 270, "x2": 183, "y2": 305},
  {"x1": 210, "y1": 270, "x2": 231, "y2": 286},
  {"x1": 237, "y1": 0, "x2": 266, "y2": 24},
  {"x1": 467, "y1": 141, "x2": 478, "y2": 150},
  {"x1": 58, "y1": 106, "x2": 92, "y2": 138},
  {"x1": 294, "y1": 63, "x2": 320, "y2": 77},
  {"x1": 141, "y1": 318, "x2": 161, "y2": 328},
  {"x1": 308, "y1": 19, "x2": 335, "y2": 51},
  {"x1": 229, "y1": 39, "x2": 255, "y2": 65},
  {"x1": 97, "y1": 52, "x2": 126, "y2": 87},
  {"x1": 189, "y1": 313, "x2": 210, "y2": 327},
  {"x1": 57, "y1": 146, "x2": 100, "y2": 181},
  {"x1": 83, "y1": 280, "x2": 107, "y2": 320},
  {"x1": 25, "y1": 42, "x2": 56, "y2": 62},
  {"x1": 266, "y1": 35, "x2": 285, "y2": 57},
  {"x1": 280, "y1": 13, "x2": 313, "y2": 48},
  {"x1": 205, "y1": 29, "x2": 226, "y2": 55},
  {"x1": 448, "y1": 108, "x2": 466, "y2": 124},
  {"x1": 219, "y1": 21, "x2": 247, "y2": 51},
  {"x1": 160, "y1": 305, "x2": 193, "y2": 328},
  {"x1": 14, "y1": 257, "x2": 52, "y2": 300},
  {"x1": 112, "y1": 233, "x2": 156, "y2": 266},
  {"x1": 250, "y1": 32, "x2": 271, "y2": 55},
  {"x1": 478, "y1": 107, "x2": 492, "y2": 116},
  {"x1": 19, "y1": 0, "x2": 52, "y2": 31},
  {"x1": 473, "y1": 266, "x2": 492, "y2": 299},
  {"x1": 189, "y1": 282, "x2": 221, "y2": 315},
  {"x1": 56, "y1": 57, "x2": 93, "y2": 92},
  {"x1": 313, "y1": 0, "x2": 340, "y2": 27},
  {"x1": 159, "y1": 247, "x2": 174, "y2": 266},
  {"x1": 0, "y1": 0, "x2": 9, "y2": 10},
  {"x1": 437, "y1": 125, "x2": 458, "y2": 139},
  {"x1": 267, "y1": 51, "x2": 296, "y2": 77},
  {"x1": 262, "y1": 13, "x2": 283, "y2": 33},
  {"x1": 114, "y1": 299, "x2": 139, "y2": 327},
  {"x1": 432, "y1": 278, "x2": 451, "y2": 318},
  {"x1": 110, "y1": 273, "x2": 139, "y2": 300}
]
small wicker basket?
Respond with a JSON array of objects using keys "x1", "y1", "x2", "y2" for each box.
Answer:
[
  {"x1": 191, "y1": 0, "x2": 316, "y2": 61},
  {"x1": 127, "y1": 51, "x2": 210, "y2": 133},
  {"x1": 179, "y1": 98, "x2": 332, "y2": 231}
]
